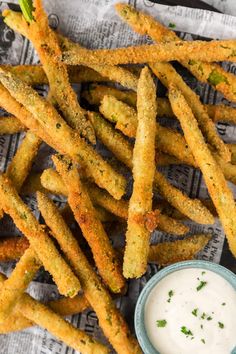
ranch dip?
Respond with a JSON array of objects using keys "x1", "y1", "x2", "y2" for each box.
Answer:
[{"x1": 144, "y1": 268, "x2": 236, "y2": 354}]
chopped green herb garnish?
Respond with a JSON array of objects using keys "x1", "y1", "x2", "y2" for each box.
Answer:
[
  {"x1": 156, "y1": 320, "x2": 167, "y2": 328},
  {"x1": 200, "y1": 324, "x2": 203, "y2": 329},
  {"x1": 167, "y1": 290, "x2": 174, "y2": 302},
  {"x1": 201, "y1": 271, "x2": 206, "y2": 275},
  {"x1": 188, "y1": 59, "x2": 197, "y2": 66},
  {"x1": 168, "y1": 22, "x2": 176, "y2": 28},
  {"x1": 221, "y1": 302, "x2": 226, "y2": 306},
  {"x1": 192, "y1": 308, "x2": 198, "y2": 317},
  {"x1": 201, "y1": 312, "x2": 206, "y2": 320},
  {"x1": 19, "y1": 0, "x2": 34, "y2": 22},
  {"x1": 208, "y1": 70, "x2": 229, "y2": 86},
  {"x1": 196, "y1": 280, "x2": 207, "y2": 291},
  {"x1": 181, "y1": 326, "x2": 193, "y2": 337},
  {"x1": 218, "y1": 322, "x2": 224, "y2": 329},
  {"x1": 207, "y1": 316, "x2": 212, "y2": 321},
  {"x1": 201, "y1": 339, "x2": 206, "y2": 344}
]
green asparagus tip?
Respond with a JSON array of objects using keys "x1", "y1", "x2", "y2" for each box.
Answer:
[{"x1": 19, "y1": 0, "x2": 34, "y2": 22}]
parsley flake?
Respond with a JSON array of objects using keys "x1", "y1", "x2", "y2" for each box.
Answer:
[
  {"x1": 201, "y1": 312, "x2": 206, "y2": 320},
  {"x1": 221, "y1": 302, "x2": 226, "y2": 306},
  {"x1": 201, "y1": 339, "x2": 206, "y2": 344},
  {"x1": 218, "y1": 322, "x2": 224, "y2": 329},
  {"x1": 168, "y1": 22, "x2": 176, "y2": 28},
  {"x1": 207, "y1": 316, "x2": 212, "y2": 321},
  {"x1": 196, "y1": 280, "x2": 207, "y2": 291},
  {"x1": 192, "y1": 308, "x2": 198, "y2": 317},
  {"x1": 200, "y1": 324, "x2": 203, "y2": 329},
  {"x1": 156, "y1": 320, "x2": 167, "y2": 328},
  {"x1": 181, "y1": 326, "x2": 193, "y2": 337},
  {"x1": 167, "y1": 290, "x2": 174, "y2": 303}
]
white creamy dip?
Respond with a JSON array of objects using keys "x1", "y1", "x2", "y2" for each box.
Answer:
[{"x1": 144, "y1": 268, "x2": 236, "y2": 354}]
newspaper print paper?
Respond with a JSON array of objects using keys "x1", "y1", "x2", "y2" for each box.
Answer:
[{"x1": 0, "y1": 0, "x2": 236, "y2": 352}]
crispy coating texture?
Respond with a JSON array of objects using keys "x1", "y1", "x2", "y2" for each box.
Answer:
[
  {"x1": 0, "y1": 293, "x2": 89, "y2": 333},
  {"x1": 3, "y1": 7, "x2": 95, "y2": 144},
  {"x1": 116, "y1": 3, "x2": 236, "y2": 103},
  {"x1": 0, "y1": 272, "x2": 107, "y2": 354},
  {"x1": 6, "y1": 131, "x2": 41, "y2": 191},
  {"x1": 169, "y1": 85, "x2": 236, "y2": 257},
  {"x1": 0, "y1": 68, "x2": 126, "y2": 200},
  {"x1": 148, "y1": 234, "x2": 211, "y2": 265},
  {"x1": 59, "y1": 35, "x2": 138, "y2": 91},
  {"x1": 0, "y1": 65, "x2": 109, "y2": 85},
  {"x1": 123, "y1": 67, "x2": 157, "y2": 278},
  {"x1": 99, "y1": 94, "x2": 196, "y2": 166},
  {"x1": 87, "y1": 111, "x2": 133, "y2": 167},
  {"x1": 60, "y1": 39, "x2": 236, "y2": 66},
  {"x1": 0, "y1": 116, "x2": 25, "y2": 134},
  {"x1": 150, "y1": 62, "x2": 230, "y2": 162},
  {"x1": 0, "y1": 236, "x2": 29, "y2": 261},
  {"x1": 83, "y1": 84, "x2": 137, "y2": 107},
  {"x1": 40, "y1": 168, "x2": 189, "y2": 235},
  {"x1": 84, "y1": 84, "x2": 236, "y2": 124},
  {"x1": 35, "y1": 190, "x2": 140, "y2": 354},
  {"x1": 49, "y1": 157, "x2": 125, "y2": 293},
  {"x1": 0, "y1": 174, "x2": 80, "y2": 297},
  {"x1": 0, "y1": 247, "x2": 40, "y2": 322},
  {"x1": 21, "y1": 173, "x2": 46, "y2": 195}
]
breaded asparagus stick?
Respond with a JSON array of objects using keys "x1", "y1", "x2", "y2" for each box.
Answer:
[
  {"x1": 0, "y1": 68, "x2": 126, "y2": 200},
  {"x1": 99, "y1": 95, "x2": 196, "y2": 166},
  {"x1": 150, "y1": 62, "x2": 230, "y2": 162},
  {"x1": 0, "y1": 115, "x2": 25, "y2": 134},
  {"x1": 148, "y1": 234, "x2": 211, "y2": 265},
  {"x1": 0, "y1": 65, "x2": 109, "y2": 85},
  {"x1": 82, "y1": 84, "x2": 137, "y2": 107},
  {"x1": 59, "y1": 39, "x2": 236, "y2": 66},
  {"x1": 84, "y1": 84, "x2": 236, "y2": 125},
  {"x1": 169, "y1": 85, "x2": 236, "y2": 257},
  {"x1": 0, "y1": 293, "x2": 89, "y2": 333},
  {"x1": 59, "y1": 35, "x2": 138, "y2": 91},
  {"x1": 0, "y1": 174, "x2": 81, "y2": 297},
  {"x1": 116, "y1": 3, "x2": 236, "y2": 103},
  {"x1": 0, "y1": 273, "x2": 108, "y2": 353},
  {"x1": 21, "y1": 172, "x2": 46, "y2": 195},
  {"x1": 3, "y1": 4, "x2": 95, "y2": 144},
  {"x1": 0, "y1": 236, "x2": 29, "y2": 261},
  {"x1": 123, "y1": 67, "x2": 157, "y2": 278},
  {"x1": 35, "y1": 190, "x2": 140, "y2": 354},
  {"x1": 50, "y1": 157, "x2": 125, "y2": 293},
  {"x1": 64, "y1": 111, "x2": 212, "y2": 223},
  {"x1": 41, "y1": 169, "x2": 188, "y2": 235},
  {"x1": 6, "y1": 131, "x2": 41, "y2": 190},
  {"x1": 0, "y1": 247, "x2": 40, "y2": 322}
]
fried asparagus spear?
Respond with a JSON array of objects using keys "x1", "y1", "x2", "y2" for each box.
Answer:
[
  {"x1": 150, "y1": 63, "x2": 230, "y2": 162},
  {"x1": 169, "y1": 85, "x2": 236, "y2": 257},
  {"x1": 148, "y1": 234, "x2": 211, "y2": 265},
  {"x1": 0, "y1": 68, "x2": 126, "y2": 200},
  {"x1": 86, "y1": 112, "x2": 213, "y2": 224},
  {"x1": 0, "y1": 174, "x2": 81, "y2": 297},
  {"x1": 0, "y1": 116, "x2": 25, "y2": 134},
  {"x1": 0, "y1": 292, "x2": 89, "y2": 333},
  {"x1": 35, "y1": 191, "x2": 140, "y2": 354},
  {"x1": 99, "y1": 95, "x2": 196, "y2": 166},
  {"x1": 41, "y1": 168, "x2": 189, "y2": 235},
  {"x1": 83, "y1": 84, "x2": 236, "y2": 125},
  {"x1": 123, "y1": 67, "x2": 157, "y2": 278},
  {"x1": 51, "y1": 156, "x2": 125, "y2": 293},
  {"x1": 4, "y1": 1, "x2": 95, "y2": 144},
  {"x1": 0, "y1": 247, "x2": 40, "y2": 322},
  {"x1": 0, "y1": 273, "x2": 108, "y2": 354},
  {"x1": 0, "y1": 64, "x2": 110, "y2": 85},
  {"x1": 116, "y1": 3, "x2": 236, "y2": 103},
  {"x1": 59, "y1": 40, "x2": 236, "y2": 66}
]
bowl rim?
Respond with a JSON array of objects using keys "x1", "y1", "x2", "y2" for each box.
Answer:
[{"x1": 134, "y1": 260, "x2": 236, "y2": 354}]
